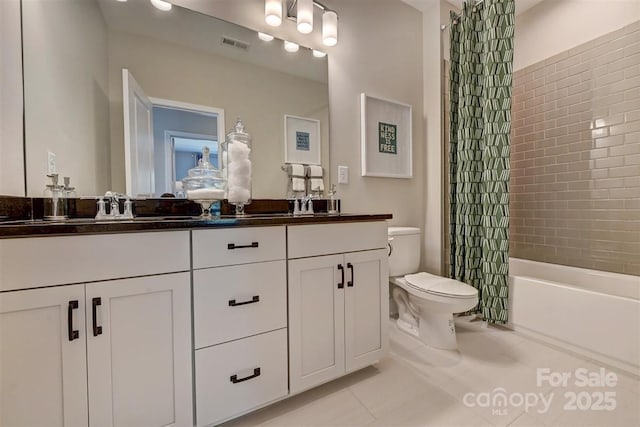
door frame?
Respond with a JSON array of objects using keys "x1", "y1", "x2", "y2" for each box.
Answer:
[{"x1": 148, "y1": 98, "x2": 225, "y2": 195}]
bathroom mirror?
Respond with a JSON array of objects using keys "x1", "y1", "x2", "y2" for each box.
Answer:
[{"x1": 21, "y1": 0, "x2": 329, "y2": 198}]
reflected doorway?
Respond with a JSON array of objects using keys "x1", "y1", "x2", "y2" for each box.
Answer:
[{"x1": 149, "y1": 99, "x2": 225, "y2": 197}]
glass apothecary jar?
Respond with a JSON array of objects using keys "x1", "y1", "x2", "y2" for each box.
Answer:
[
  {"x1": 222, "y1": 118, "x2": 252, "y2": 215},
  {"x1": 182, "y1": 146, "x2": 226, "y2": 218}
]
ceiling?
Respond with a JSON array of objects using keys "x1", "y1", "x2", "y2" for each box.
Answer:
[{"x1": 402, "y1": 0, "x2": 546, "y2": 15}]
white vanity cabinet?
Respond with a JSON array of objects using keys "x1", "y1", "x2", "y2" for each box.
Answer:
[
  {"x1": 287, "y1": 222, "x2": 389, "y2": 394},
  {"x1": 0, "y1": 231, "x2": 193, "y2": 427},
  {"x1": 192, "y1": 226, "x2": 288, "y2": 427}
]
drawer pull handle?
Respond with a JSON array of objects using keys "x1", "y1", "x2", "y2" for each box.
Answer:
[
  {"x1": 230, "y1": 367, "x2": 261, "y2": 384},
  {"x1": 228, "y1": 295, "x2": 260, "y2": 307},
  {"x1": 68, "y1": 300, "x2": 79, "y2": 341},
  {"x1": 227, "y1": 242, "x2": 259, "y2": 250},
  {"x1": 347, "y1": 263, "x2": 354, "y2": 287},
  {"x1": 92, "y1": 297, "x2": 103, "y2": 337},
  {"x1": 337, "y1": 264, "x2": 344, "y2": 289}
]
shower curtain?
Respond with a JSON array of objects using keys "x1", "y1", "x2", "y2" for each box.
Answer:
[{"x1": 449, "y1": 0, "x2": 514, "y2": 324}]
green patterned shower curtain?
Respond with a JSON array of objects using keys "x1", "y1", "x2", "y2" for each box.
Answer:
[{"x1": 449, "y1": 0, "x2": 514, "y2": 324}]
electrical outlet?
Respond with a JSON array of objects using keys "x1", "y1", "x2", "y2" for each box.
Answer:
[
  {"x1": 338, "y1": 165, "x2": 349, "y2": 184},
  {"x1": 47, "y1": 151, "x2": 57, "y2": 175}
]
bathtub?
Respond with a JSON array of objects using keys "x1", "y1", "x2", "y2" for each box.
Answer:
[{"x1": 508, "y1": 258, "x2": 640, "y2": 376}]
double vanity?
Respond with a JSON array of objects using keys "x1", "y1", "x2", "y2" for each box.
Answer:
[{"x1": 0, "y1": 213, "x2": 390, "y2": 427}]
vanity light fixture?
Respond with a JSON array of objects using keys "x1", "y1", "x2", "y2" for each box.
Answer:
[
  {"x1": 296, "y1": 0, "x2": 313, "y2": 34},
  {"x1": 312, "y1": 49, "x2": 326, "y2": 58},
  {"x1": 150, "y1": 0, "x2": 172, "y2": 11},
  {"x1": 265, "y1": 0, "x2": 283, "y2": 26},
  {"x1": 322, "y1": 10, "x2": 338, "y2": 46},
  {"x1": 258, "y1": 32, "x2": 275, "y2": 42},
  {"x1": 284, "y1": 41, "x2": 300, "y2": 53},
  {"x1": 265, "y1": 0, "x2": 339, "y2": 47}
]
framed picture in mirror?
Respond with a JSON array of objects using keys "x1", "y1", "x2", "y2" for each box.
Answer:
[{"x1": 284, "y1": 115, "x2": 321, "y2": 165}]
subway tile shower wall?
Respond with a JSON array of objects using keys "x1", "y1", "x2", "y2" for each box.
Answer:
[{"x1": 510, "y1": 21, "x2": 640, "y2": 275}]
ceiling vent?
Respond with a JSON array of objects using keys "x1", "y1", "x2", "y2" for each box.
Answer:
[{"x1": 221, "y1": 37, "x2": 250, "y2": 51}]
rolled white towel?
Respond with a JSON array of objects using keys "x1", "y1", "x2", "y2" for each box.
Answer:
[
  {"x1": 310, "y1": 178, "x2": 324, "y2": 192},
  {"x1": 292, "y1": 177, "x2": 305, "y2": 192},
  {"x1": 290, "y1": 163, "x2": 305, "y2": 177},
  {"x1": 228, "y1": 187, "x2": 251, "y2": 204},
  {"x1": 308, "y1": 165, "x2": 323, "y2": 178}
]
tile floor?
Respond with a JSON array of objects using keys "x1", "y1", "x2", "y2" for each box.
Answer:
[{"x1": 223, "y1": 317, "x2": 640, "y2": 427}]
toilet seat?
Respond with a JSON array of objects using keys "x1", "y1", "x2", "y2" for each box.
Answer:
[{"x1": 404, "y1": 272, "x2": 477, "y2": 299}]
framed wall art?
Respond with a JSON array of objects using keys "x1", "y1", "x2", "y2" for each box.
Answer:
[
  {"x1": 284, "y1": 114, "x2": 321, "y2": 165},
  {"x1": 360, "y1": 93, "x2": 412, "y2": 178}
]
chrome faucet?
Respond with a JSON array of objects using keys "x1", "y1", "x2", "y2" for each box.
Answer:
[{"x1": 96, "y1": 191, "x2": 134, "y2": 220}]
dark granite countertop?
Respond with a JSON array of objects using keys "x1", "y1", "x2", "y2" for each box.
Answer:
[{"x1": 0, "y1": 213, "x2": 393, "y2": 238}]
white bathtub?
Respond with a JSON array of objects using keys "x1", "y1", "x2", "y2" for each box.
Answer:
[{"x1": 508, "y1": 258, "x2": 640, "y2": 376}]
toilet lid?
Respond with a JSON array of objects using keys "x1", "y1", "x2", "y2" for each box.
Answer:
[{"x1": 404, "y1": 272, "x2": 478, "y2": 298}]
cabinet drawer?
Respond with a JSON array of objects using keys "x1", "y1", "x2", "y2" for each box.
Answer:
[
  {"x1": 192, "y1": 226, "x2": 285, "y2": 268},
  {"x1": 0, "y1": 231, "x2": 190, "y2": 291},
  {"x1": 288, "y1": 221, "x2": 388, "y2": 258},
  {"x1": 195, "y1": 328, "x2": 288, "y2": 427},
  {"x1": 193, "y1": 261, "x2": 286, "y2": 348}
]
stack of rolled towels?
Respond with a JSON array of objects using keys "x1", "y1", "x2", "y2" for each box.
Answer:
[
  {"x1": 290, "y1": 164, "x2": 306, "y2": 193},
  {"x1": 227, "y1": 140, "x2": 251, "y2": 204},
  {"x1": 307, "y1": 165, "x2": 324, "y2": 194}
]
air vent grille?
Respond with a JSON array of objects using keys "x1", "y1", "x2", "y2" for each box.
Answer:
[{"x1": 221, "y1": 37, "x2": 250, "y2": 51}]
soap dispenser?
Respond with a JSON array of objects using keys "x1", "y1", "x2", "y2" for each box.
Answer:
[
  {"x1": 44, "y1": 174, "x2": 67, "y2": 220},
  {"x1": 63, "y1": 177, "x2": 77, "y2": 217},
  {"x1": 328, "y1": 184, "x2": 339, "y2": 215}
]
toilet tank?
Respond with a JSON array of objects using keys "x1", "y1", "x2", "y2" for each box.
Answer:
[{"x1": 388, "y1": 227, "x2": 421, "y2": 277}]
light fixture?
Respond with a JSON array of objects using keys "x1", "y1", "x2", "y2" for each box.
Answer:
[
  {"x1": 116, "y1": 0, "x2": 127, "y2": 2},
  {"x1": 265, "y1": 0, "x2": 283, "y2": 26},
  {"x1": 150, "y1": 0, "x2": 172, "y2": 11},
  {"x1": 297, "y1": 0, "x2": 313, "y2": 34},
  {"x1": 265, "y1": 0, "x2": 339, "y2": 47},
  {"x1": 258, "y1": 32, "x2": 275, "y2": 42},
  {"x1": 312, "y1": 49, "x2": 326, "y2": 58},
  {"x1": 284, "y1": 41, "x2": 299, "y2": 53},
  {"x1": 322, "y1": 10, "x2": 338, "y2": 46}
]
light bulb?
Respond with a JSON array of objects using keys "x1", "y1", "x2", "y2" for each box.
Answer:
[
  {"x1": 297, "y1": 0, "x2": 313, "y2": 34},
  {"x1": 258, "y1": 32, "x2": 274, "y2": 42},
  {"x1": 284, "y1": 41, "x2": 299, "y2": 53},
  {"x1": 312, "y1": 50, "x2": 326, "y2": 58},
  {"x1": 150, "y1": 0, "x2": 172, "y2": 11},
  {"x1": 265, "y1": 0, "x2": 282, "y2": 27},
  {"x1": 322, "y1": 10, "x2": 338, "y2": 46}
]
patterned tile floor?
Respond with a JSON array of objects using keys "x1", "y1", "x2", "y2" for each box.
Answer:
[{"x1": 223, "y1": 317, "x2": 640, "y2": 426}]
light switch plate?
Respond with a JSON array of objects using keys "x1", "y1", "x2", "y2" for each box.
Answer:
[{"x1": 338, "y1": 166, "x2": 349, "y2": 184}]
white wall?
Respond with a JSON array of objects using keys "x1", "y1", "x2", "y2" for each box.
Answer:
[
  {"x1": 22, "y1": 0, "x2": 110, "y2": 196},
  {"x1": 0, "y1": 0, "x2": 25, "y2": 196},
  {"x1": 514, "y1": 0, "x2": 640, "y2": 71},
  {"x1": 173, "y1": 0, "x2": 425, "y2": 229},
  {"x1": 107, "y1": 29, "x2": 329, "y2": 198}
]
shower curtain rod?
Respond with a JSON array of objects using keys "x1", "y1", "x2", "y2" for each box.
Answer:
[{"x1": 440, "y1": 0, "x2": 485, "y2": 31}]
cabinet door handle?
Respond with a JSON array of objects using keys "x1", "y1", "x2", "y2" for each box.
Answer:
[
  {"x1": 228, "y1": 295, "x2": 260, "y2": 306},
  {"x1": 230, "y1": 367, "x2": 261, "y2": 384},
  {"x1": 347, "y1": 263, "x2": 354, "y2": 287},
  {"x1": 68, "y1": 300, "x2": 79, "y2": 341},
  {"x1": 227, "y1": 242, "x2": 259, "y2": 250},
  {"x1": 337, "y1": 264, "x2": 344, "y2": 289},
  {"x1": 92, "y1": 297, "x2": 103, "y2": 337}
]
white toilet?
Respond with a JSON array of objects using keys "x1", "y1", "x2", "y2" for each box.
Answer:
[{"x1": 388, "y1": 227, "x2": 478, "y2": 350}]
